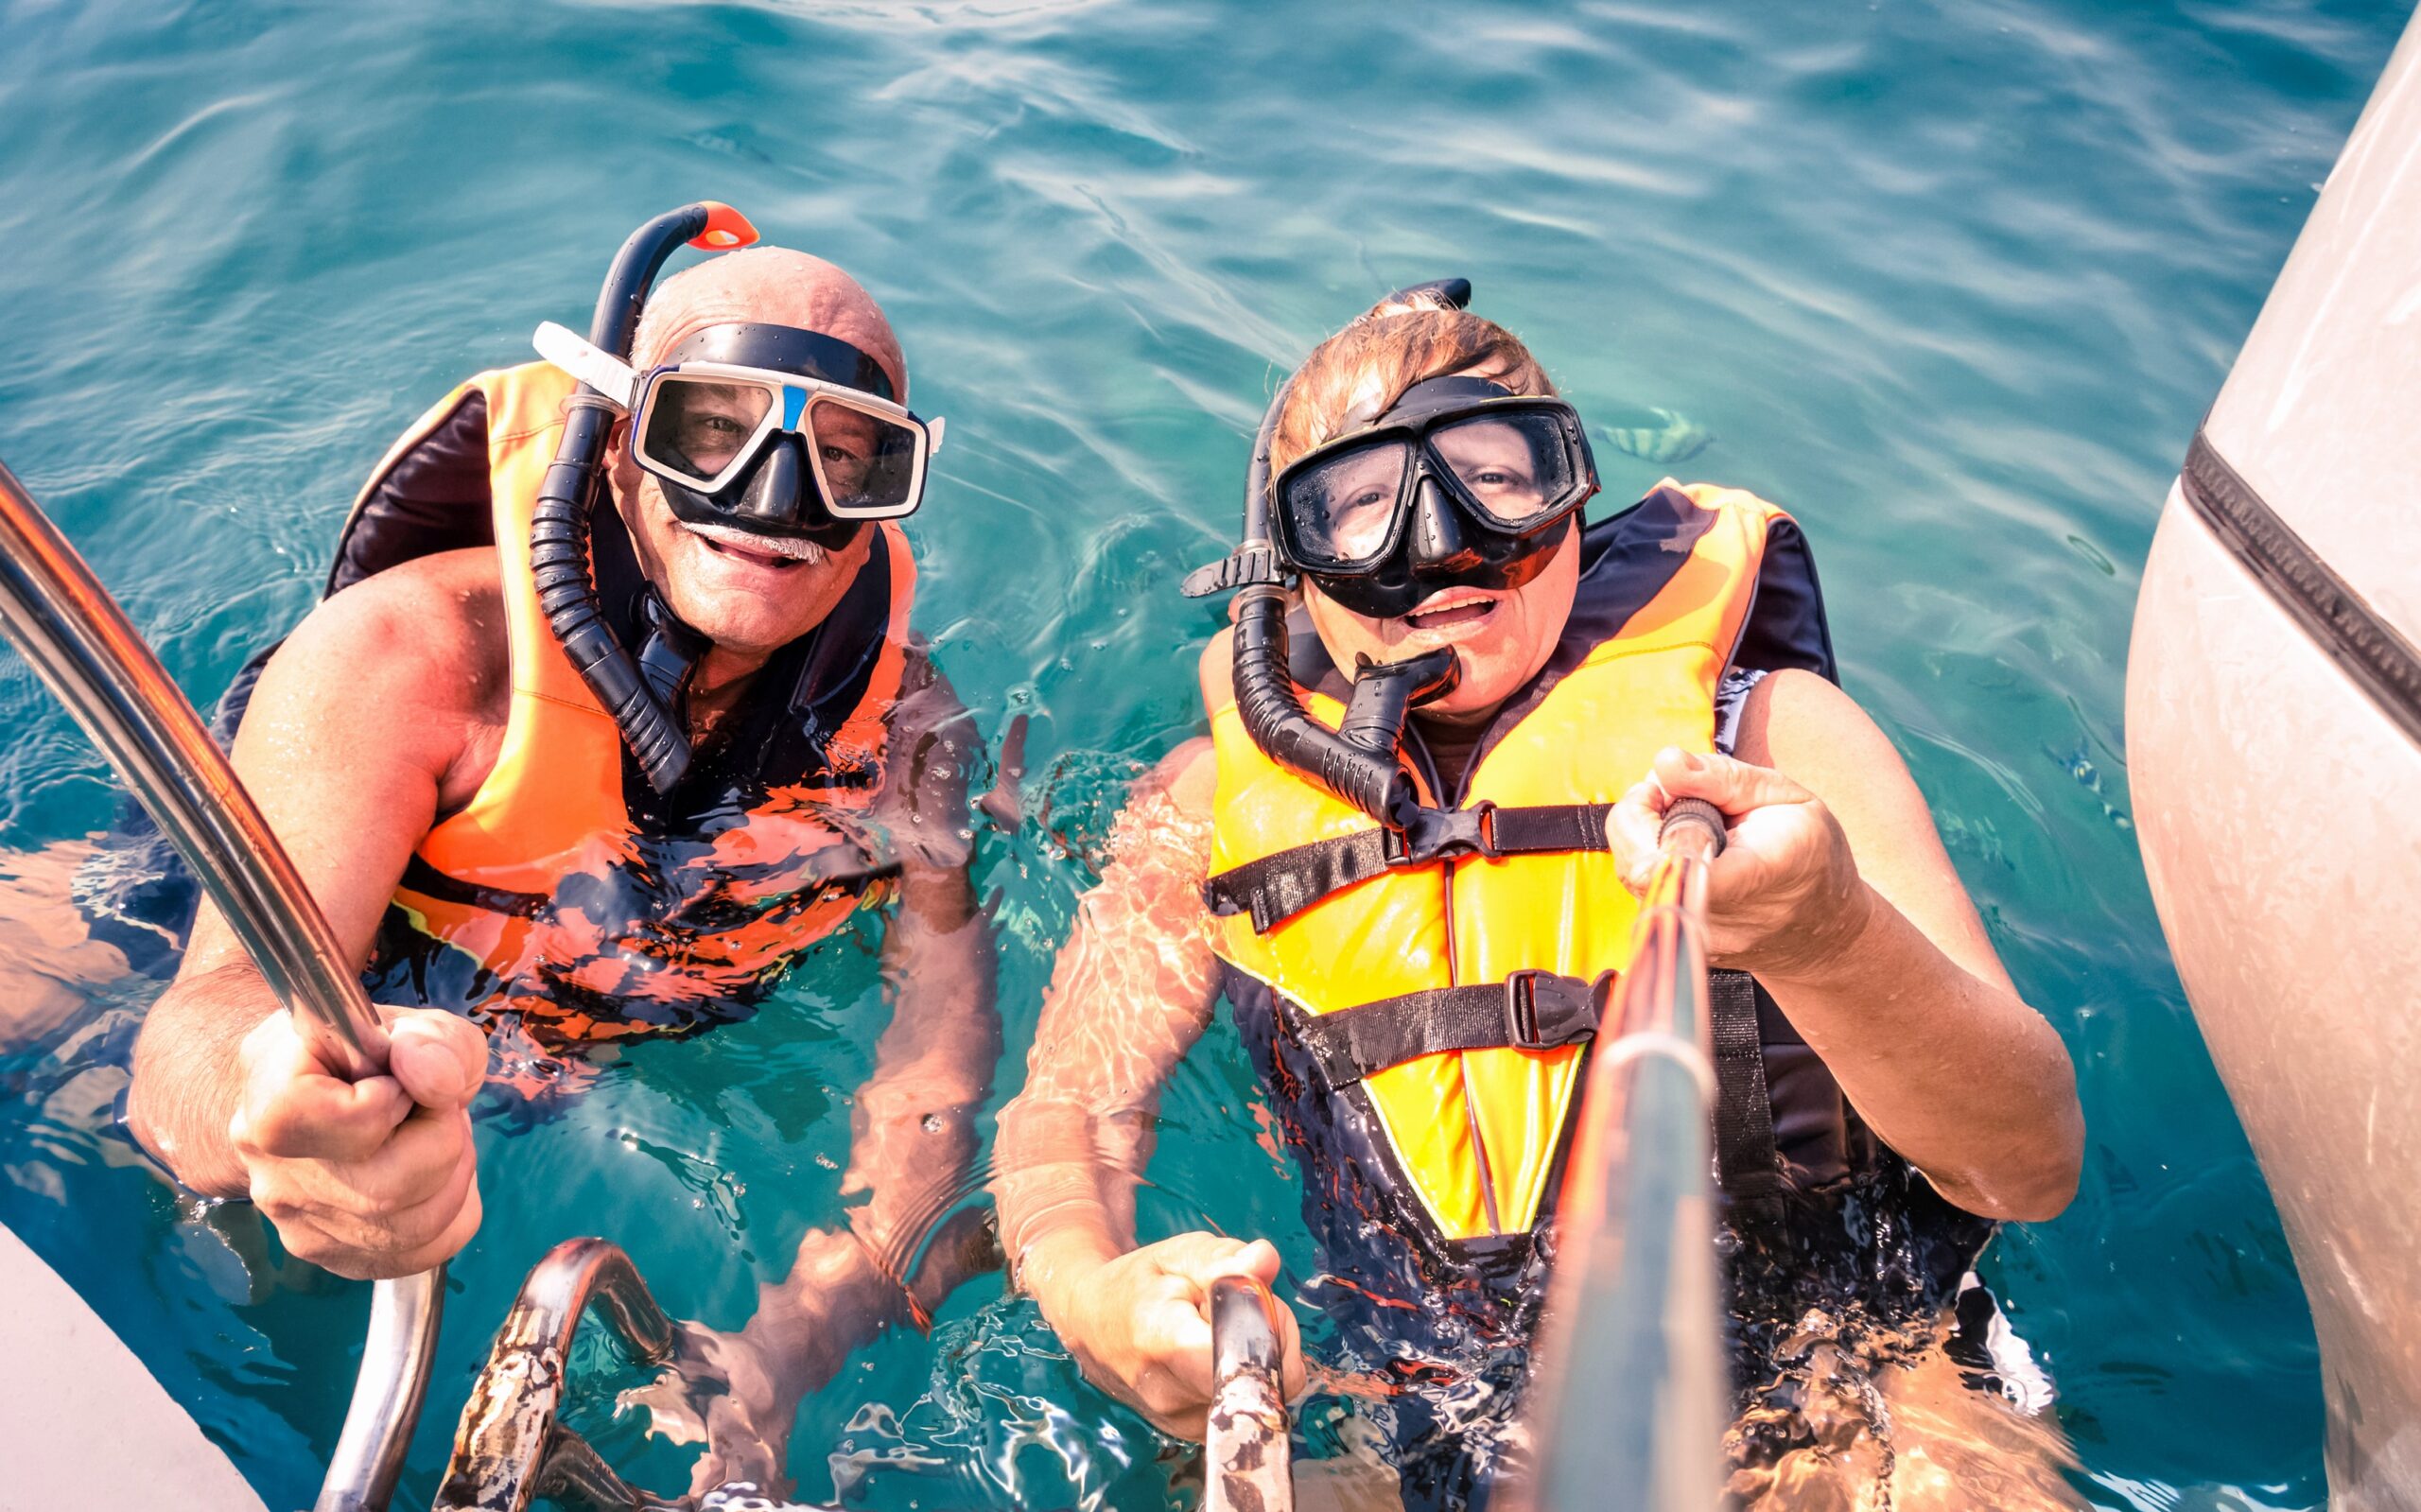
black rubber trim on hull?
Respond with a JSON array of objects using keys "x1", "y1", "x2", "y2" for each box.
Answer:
[{"x1": 2180, "y1": 429, "x2": 2421, "y2": 748}]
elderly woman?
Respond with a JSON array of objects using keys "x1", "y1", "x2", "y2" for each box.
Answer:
[{"x1": 995, "y1": 285, "x2": 2083, "y2": 1509}]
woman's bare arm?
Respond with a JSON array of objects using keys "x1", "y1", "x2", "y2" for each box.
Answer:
[
  {"x1": 993, "y1": 738, "x2": 1224, "y2": 1285},
  {"x1": 1665, "y1": 669, "x2": 2083, "y2": 1221},
  {"x1": 988, "y1": 739, "x2": 1303, "y2": 1437}
]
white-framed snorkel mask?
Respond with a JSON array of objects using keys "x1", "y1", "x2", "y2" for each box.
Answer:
[{"x1": 535, "y1": 319, "x2": 946, "y2": 547}]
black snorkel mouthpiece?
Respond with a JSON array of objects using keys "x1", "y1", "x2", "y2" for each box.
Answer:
[
  {"x1": 1226, "y1": 576, "x2": 1454, "y2": 832},
  {"x1": 1183, "y1": 276, "x2": 1475, "y2": 831},
  {"x1": 1338, "y1": 649, "x2": 1460, "y2": 756},
  {"x1": 530, "y1": 201, "x2": 760, "y2": 795}
]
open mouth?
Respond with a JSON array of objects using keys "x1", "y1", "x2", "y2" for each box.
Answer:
[
  {"x1": 1403, "y1": 593, "x2": 1497, "y2": 631},
  {"x1": 682, "y1": 521, "x2": 820, "y2": 571}
]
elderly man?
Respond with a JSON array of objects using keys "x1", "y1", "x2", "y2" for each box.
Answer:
[{"x1": 116, "y1": 209, "x2": 996, "y2": 1481}]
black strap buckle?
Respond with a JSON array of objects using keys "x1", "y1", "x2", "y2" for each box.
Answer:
[
  {"x1": 1503, "y1": 968, "x2": 1596, "y2": 1050},
  {"x1": 1383, "y1": 800, "x2": 1499, "y2": 867},
  {"x1": 1180, "y1": 542, "x2": 1290, "y2": 599}
]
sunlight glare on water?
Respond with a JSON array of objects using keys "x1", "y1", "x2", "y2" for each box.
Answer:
[{"x1": 0, "y1": 0, "x2": 2404, "y2": 1506}]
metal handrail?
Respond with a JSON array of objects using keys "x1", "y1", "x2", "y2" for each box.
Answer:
[
  {"x1": 321, "y1": 1271, "x2": 447, "y2": 1511},
  {"x1": 0, "y1": 457, "x2": 443, "y2": 1511},
  {"x1": 1205, "y1": 1275, "x2": 1292, "y2": 1512},
  {"x1": 433, "y1": 1237, "x2": 681, "y2": 1512},
  {"x1": 1515, "y1": 801, "x2": 1729, "y2": 1512}
]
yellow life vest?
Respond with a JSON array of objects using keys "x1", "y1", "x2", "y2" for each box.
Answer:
[
  {"x1": 333, "y1": 362, "x2": 918, "y2": 1044},
  {"x1": 1207, "y1": 482, "x2": 1827, "y2": 1252}
]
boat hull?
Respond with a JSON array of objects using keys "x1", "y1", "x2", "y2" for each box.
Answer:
[
  {"x1": 2128, "y1": 15, "x2": 2421, "y2": 1508},
  {"x1": 0, "y1": 1220, "x2": 268, "y2": 1510}
]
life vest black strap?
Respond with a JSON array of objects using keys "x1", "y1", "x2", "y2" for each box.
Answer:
[
  {"x1": 1286, "y1": 965, "x2": 1793, "y2": 1222},
  {"x1": 1709, "y1": 967, "x2": 1787, "y2": 1224},
  {"x1": 1288, "y1": 969, "x2": 1605, "y2": 1089},
  {"x1": 397, "y1": 851, "x2": 551, "y2": 919},
  {"x1": 1207, "y1": 803, "x2": 1611, "y2": 933}
]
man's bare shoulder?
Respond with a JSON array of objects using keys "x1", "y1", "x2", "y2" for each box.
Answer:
[
  {"x1": 240, "y1": 549, "x2": 509, "y2": 802},
  {"x1": 278, "y1": 548, "x2": 506, "y2": 707}
]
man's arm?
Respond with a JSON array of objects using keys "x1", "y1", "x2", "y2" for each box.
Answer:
[
  {"x1": 726, "y1": 663, "x2": 1006, "y2": 1376},
  {"x1": 844, "y1": 658, "x2": 1001, "y2": 1276},
  {"x1": 126, "y1": 550, "x2": 497, "y2": 1274},
  {"x1": 645, "y1": 655, "x2": 1009, "y2": 1501}
]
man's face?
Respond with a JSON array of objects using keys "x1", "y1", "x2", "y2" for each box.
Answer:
[
  {"x1": 607, "y1": 438, "x2": 872, "y2": 662},
  {"x1": 606, "y1": 248, "x2": 911, "y2": 661}
]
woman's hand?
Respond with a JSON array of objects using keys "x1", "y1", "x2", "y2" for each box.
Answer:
[
  {"x1": 1604, "y1": 678, "x2": 2082, "y2": 1223},
  {"x1": 1609, "y1": 745, "x2": 1875, "y2": 982},
  {"x1": 1027, "y1": 1232, "x2": 1305, "y2": 1440}
]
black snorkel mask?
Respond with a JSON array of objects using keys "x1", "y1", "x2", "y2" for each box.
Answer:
[
  {"x1": 1267, "y1": 374, "x2": 1595, "y2": 619},
  {"x1": 1182, "y1": 278, "x2": 1596, "y2": 836},
  {"x1": 528, "y1": 201, "x2": 938, "y2": 795}
]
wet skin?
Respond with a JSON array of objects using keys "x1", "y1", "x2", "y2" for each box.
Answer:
[{"x1": 120, "y1": 244, "x2": 997, "y2": 1459}]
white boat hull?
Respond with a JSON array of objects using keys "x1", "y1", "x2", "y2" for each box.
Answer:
[
  {"x1": 0, "y1": 1220, "x2": 268, "y2": 1510},
  {"x1": 2128, "y1": 14, "x2": 2421, "y2": 1508}
]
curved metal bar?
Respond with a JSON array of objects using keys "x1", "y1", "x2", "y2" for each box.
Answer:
[
  {"x1": 0, "y1": 458, "x2": 441, "y2": 1511},
  {"x1": 1205, "y1": 1275, "x2": 1292, "y2": 1512},
  {"x1": 1515, "y1": 836, "x2": 1729, "y2": 1512},
  {"x1": 316, "y1": 1269, "x2": 446, "y2": 1512},
  {"x1": 0, "y1": 458, "x2": 389, "y2": 1078},
  {"x1": 434, "y1": 1238, "x2": 680, "y2": 1512}
]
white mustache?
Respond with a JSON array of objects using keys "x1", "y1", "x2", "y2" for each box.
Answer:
[{"x1": 680, "y1": 519, "x2": 830, "y2": 565}]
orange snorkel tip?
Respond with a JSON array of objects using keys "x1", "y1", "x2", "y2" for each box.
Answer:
[{"x1": 689, "y1": 201, "x2": 759, "y2": 252}]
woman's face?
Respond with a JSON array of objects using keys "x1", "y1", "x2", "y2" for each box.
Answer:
[{"x1": 1301, "y1": 516, "x2": 1582, "y2": 723}]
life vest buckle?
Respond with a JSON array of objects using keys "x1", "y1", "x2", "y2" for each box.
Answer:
[
  {"x1": 1383, "y1": 799, "x2": 1500, "y2": 867},
  {"x1": 1503, "y1": 967, "x2": 1597, "y2": 1050}
]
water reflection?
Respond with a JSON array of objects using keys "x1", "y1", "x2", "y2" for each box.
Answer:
[{"x1": 0, "y1": 842, "x2": 148, "y2": 1053}]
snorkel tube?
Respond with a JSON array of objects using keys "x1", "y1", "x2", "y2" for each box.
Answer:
[
  {"x1": 530, "y1": 200, "x2": 758, "y2": 794},
  {"x1": 1183, "y1": 279, "x2": 1472, "y2": 832}
]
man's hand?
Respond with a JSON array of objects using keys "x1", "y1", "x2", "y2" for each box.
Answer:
[
  {"x1": 1609, "y1": 745, "x2": 1874, "y2": 981},
  {"x1": 229, "y1": 1006, "x2": 488, "y2": 1279},
  {"x1": 1036, "y1": 1232, "x2": 1304, "y2": 1440},
  {"x1": 629, "y1": 1316, "x2": 814, "y2": 1503},
  {"x1": 629, "y1": 1227, "x2": 895, "y2": 1503}
]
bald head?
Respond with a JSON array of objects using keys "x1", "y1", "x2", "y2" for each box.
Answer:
[{"x1": 632, "y1": 246, "x2": 908, "y2": 402}]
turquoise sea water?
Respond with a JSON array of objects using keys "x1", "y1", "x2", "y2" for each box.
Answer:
[{"x1": 0, "y1": 0, "x2": 2407, "y2": 1505}]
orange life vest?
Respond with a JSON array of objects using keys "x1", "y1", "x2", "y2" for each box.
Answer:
[
  {"x1": 338, "y1": 362, "x2": 917, "y2": 1043},
  {"x1": 1207, "y1": 482, "x2": 1840, "y2": 1260}
]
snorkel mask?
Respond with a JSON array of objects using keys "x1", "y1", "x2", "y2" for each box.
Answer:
[
  {"x1": 1182, "y1": 278, "x2": 1597, "y2": 835},
  {"x1": 1268, "y1": 374, "x2": 1595, "y2": 619},
  {"x1": 535, "y1": 317, "x2": 943, "y2": 548},
  {"x1": 527, "y1": 201, "x2": 943, "y2": 794}
]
